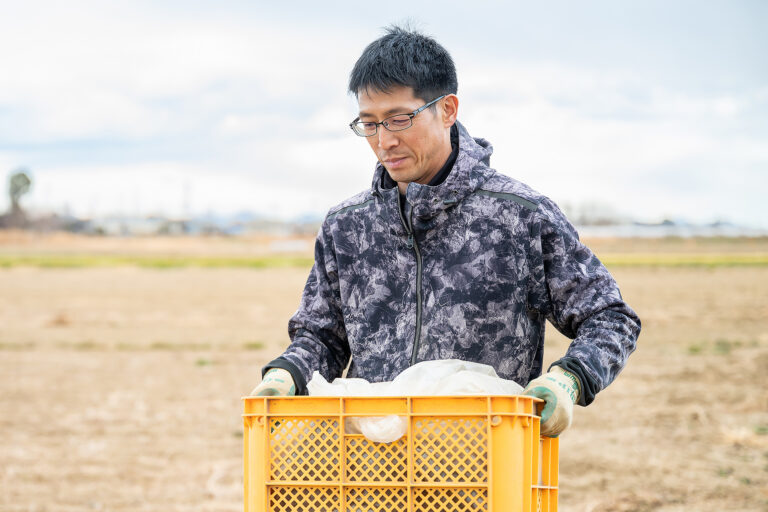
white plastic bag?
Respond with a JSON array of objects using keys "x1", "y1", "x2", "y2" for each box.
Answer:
[{"x1": 307, "y1": 359, "x2": 523, "y2": 443}]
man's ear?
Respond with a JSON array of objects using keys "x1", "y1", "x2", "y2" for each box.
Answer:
[{"x1": 441, "y1": 94, "x2": 459, "y2": 127}]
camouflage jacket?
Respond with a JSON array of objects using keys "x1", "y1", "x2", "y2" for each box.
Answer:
[{"x1": 265, "y1": 121, "x2": 641, "y2": 405}]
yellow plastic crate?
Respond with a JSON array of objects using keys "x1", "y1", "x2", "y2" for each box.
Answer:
[{"x1": 242, "y1": 395, "x2": 558, "y2": 512}]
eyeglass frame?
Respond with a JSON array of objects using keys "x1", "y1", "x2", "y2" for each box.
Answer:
[{"x1": 349, "y1": 94, "x2": 447, "y2": 137}]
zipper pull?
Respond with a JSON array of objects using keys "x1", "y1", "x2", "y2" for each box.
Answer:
[{"x1": 406, "y1": 234, "x2": 414, "y2": 249}]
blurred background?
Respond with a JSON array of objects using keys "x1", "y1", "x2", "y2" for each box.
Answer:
[{"x1": 1, "y1": 1, "x2": 766, "y2": 511}]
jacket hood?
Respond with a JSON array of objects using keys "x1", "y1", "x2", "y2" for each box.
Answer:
[
  {"x1": 455, "y1": 119, "x2": 494, "y2": 167},
  {"x1": 371, "y1": 120, "x2": 496, "y2": 227}
]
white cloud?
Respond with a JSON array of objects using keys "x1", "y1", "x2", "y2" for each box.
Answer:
[
  {"x1": 0, "y1": 2, "x2": 765, "y2": 228},
  {"x1": 0, "y1": 3, "x2": 358, "y2": 143},
  {"x1": 454, "y1": 62, "x2": 768, "y2": 227}
]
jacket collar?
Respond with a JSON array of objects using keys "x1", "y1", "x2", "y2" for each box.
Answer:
[{"x1": 371, "y1": 120, "x2": 495, "y2": 230}]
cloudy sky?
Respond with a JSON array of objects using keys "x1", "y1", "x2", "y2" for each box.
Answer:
[{"x1": 1, "y1": 1, "x2": 766, "y2": 227}]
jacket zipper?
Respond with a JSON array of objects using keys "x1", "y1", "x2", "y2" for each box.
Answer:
[{"x1": 396, "y1": 193, "x2": 424, "y2": 366}]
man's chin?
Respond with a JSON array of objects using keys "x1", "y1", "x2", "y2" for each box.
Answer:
[{"x1": 386, "y1": 168, "x2": 414, "y2": 182}]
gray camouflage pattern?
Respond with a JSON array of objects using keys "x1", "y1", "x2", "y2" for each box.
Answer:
[{"x1": 274, "y1": 120, "x2": 640, "y2": 399}]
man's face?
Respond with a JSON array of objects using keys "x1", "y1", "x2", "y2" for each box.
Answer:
[{"x1": 357, "y1": 86, "x2": 455, "y2": 189}]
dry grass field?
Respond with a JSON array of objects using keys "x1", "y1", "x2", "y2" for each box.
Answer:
[{"x1": 0, "y1": 232, "x2": 766, "y2": 511}]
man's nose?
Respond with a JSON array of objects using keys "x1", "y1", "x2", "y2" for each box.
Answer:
[{"x1": 377, "y1": 126, "x2": 398, "y2": 149}]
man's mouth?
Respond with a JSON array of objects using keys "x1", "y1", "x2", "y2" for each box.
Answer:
[{"x1": 383, "y1": 156, "x2": 408, "y2": 169}]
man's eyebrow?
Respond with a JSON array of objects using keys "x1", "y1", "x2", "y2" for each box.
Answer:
[{"x1": 358, "y1": 106, "x2": 412, "y2": 118}]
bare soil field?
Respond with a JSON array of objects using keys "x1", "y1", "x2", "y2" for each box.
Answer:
[{"x1": 0, "y1": 234, "x2": 766, "y2": 511}]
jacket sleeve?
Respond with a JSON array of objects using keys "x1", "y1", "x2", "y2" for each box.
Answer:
[
  {"x1": 530, "y1": 197, "x2": 641, "y2": 406},
  {"x1": 262, "y1": 217, "x2": 350, "y2": 394}
]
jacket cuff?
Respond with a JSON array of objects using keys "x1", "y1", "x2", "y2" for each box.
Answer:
[
  {"x1": 549, "y1": 357, "x2": 598, "y2": 406},
  {"x1": 262, "y1": 358, "x2": 308, "y2": 396}
]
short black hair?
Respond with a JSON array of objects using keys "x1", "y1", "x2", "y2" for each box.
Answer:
[{"x1": 348, "y1": 25, "x2": 458, "y2": 102}]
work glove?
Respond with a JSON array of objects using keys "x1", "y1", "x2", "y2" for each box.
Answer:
[
  {"x1": 523, "y1": 365, "x2": 581, "y2": 437},
  {"x1": 250, "y1": 368, "x2": 296, "y2": 396}
]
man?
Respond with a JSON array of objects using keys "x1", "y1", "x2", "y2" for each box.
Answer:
[{"x1": 251, "y1": 26, "x2": 640, "y2": 436}]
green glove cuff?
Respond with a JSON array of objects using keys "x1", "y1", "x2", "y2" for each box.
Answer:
[{"x1": 550, "y1": 366, "x2": 581, "y2": 404}]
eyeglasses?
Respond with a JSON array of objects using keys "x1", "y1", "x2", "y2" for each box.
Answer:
[{"x1": 349, "y1": 95, "x2": 446, "y2": 137}]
